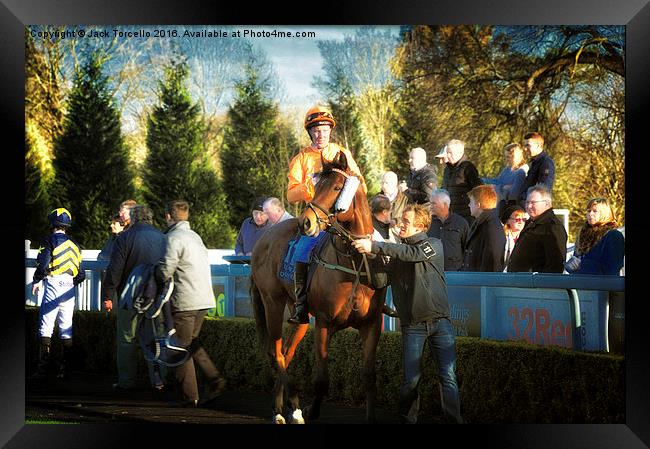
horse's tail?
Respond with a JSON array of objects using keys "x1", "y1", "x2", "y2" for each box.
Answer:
[{"x1": 250, "y1": 274, "x2": 269, "y2": 350}]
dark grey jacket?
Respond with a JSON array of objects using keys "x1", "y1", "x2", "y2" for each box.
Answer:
[
  {"x1": 372, "y1": 232, "x2": 449, "y2": 326},
  {"x1": 405, "y1": 164, "x2": 438, "y2": 204},
  {"x1": 101, "y1": 222, "x2": 166, "y2": 302},
  {"x1": 427, "y1": 213, "x2": 469, "y2": 271}
]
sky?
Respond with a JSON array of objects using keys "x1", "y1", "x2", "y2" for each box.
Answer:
[
  {"x1": 240, "y1": 25, "x2": 399, "y2": 110},
  {"x1": 248, "y1": 26, "x2": 355, "y2": 108}
]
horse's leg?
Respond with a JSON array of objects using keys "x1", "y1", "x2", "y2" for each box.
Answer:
[
  {"x1": 282, "y1": 322, "x2": 309, "y2": 424},
  {"x1": 306, "y1": 322, "x2": 330, "y2": 421},
  {"x1": 359, "y1": 317, "x2": 382, "y2": 424},
  {"x1": 265, "y1": 300, "x2": 289, "y2": 424},
  {"x1": 283, "y1": 322, "x2": 309, "y2": 366}
]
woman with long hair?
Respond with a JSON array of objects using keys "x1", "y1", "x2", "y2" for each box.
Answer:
[{"x1": 565, "y1": 198, "x2": 625, "y2": 275}]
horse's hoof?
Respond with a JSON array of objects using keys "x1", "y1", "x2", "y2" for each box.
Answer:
[
  {"x1": 272, "y1": 413, "x2": 286, "y2": 424},
  {"x1": 289, "y1": 409, "x2": 305, "y2": 424}
]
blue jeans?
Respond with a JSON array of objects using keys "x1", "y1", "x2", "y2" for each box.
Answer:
[{"x1": 400, "y1": 317, "x2": 462, "y2": 423}]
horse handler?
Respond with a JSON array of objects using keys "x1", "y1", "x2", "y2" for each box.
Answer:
[{"x1": 352, "y1": 204, "x2": 463, "y2": 424}]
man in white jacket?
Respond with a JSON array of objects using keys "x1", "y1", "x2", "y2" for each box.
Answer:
[{"x1": 155, "y1": 200, "x2": 226, "y2": 408}]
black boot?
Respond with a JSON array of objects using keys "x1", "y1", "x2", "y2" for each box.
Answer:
[
  {"x1": 288, "y1": 262, "x2": 310, "y2": 324},
  {"x1": 30, "y1": 337, "x2": 51, "y2": 380},
  {"x1": 56, "y1": 338, "x2": 73, "y2": 380},
  {"x1": 382, "y1": 304, "x2": 399, "y2": 318}
]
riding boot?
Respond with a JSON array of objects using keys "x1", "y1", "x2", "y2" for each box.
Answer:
[
  {"x1": 288, "y1": 262, "x2": 310, "y2": 324},
  {"x1": 382, "y1": 303, "x2": 399, "y2": 318},
  {"x1": 56, "y1": 338, "x2": 73, "y2": 380},
  {"x1": 30, "y1": 337, "x2": 51, "y2": 380}
]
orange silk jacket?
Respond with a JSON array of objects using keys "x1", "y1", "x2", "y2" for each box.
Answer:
[{"x1": 287, "y1": 143, "x2": 366, "y2": 204}]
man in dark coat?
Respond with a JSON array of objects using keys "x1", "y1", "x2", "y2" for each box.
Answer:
[
  {"x1": 441, "y1": 139, "x2": 482, "y2": 226},
  {"x1": 353, "y1": 204, "x2": 463, "y2": 424},
  {"x1": 427, "y1": 189, "x2": 469, "y2": 271},
  {"x1": 461, "y1": 185, "x2": 506, "y2": 272},
  {"x1": 403, "y1": 147, "x2": 438, "y2": 205},
  {"x1": 507, "y1": 184, "x2": 567, "y2": 273},
  {"x1": 101, "y1": 205, "x2": 167, "y2": 390},
  {"x1": 519, "y1": 132, "x2": 555, "y2": 208}
]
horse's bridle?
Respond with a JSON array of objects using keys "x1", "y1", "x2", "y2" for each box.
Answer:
[
  {"x1": 305, "y1": 168, "x2": 367, "y2": 243},
  {"x1": 304, "y1": 167, "x2": 372, "y2": 311}
]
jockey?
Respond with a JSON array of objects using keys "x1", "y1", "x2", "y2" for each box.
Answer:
[{"x1": 286, "y1": 105, "x2": 367, "y2": 324}]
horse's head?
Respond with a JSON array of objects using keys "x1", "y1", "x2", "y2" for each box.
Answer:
[{"x1": 299, "y1": 151, "x2": 361, "y2": 237}]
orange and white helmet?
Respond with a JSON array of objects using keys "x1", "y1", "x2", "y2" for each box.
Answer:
[{"x1": 304, "y1": 105, "x2": 336, "y2": 130}]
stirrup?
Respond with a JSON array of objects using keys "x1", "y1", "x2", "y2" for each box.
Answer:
[{"x1": 288, "y1": 304, "x2": 309, "y2": 324}]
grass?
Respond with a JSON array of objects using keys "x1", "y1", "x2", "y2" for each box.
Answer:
[{"x1": 26, "y1": 419, "x2": 79, "y2": 424}]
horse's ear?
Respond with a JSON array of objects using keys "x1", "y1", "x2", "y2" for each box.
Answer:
[{"x1": 333, "y1": 151, "x2": 349, "y2": 172}]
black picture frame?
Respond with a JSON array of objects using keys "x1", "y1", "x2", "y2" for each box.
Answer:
[{"x1": 6, "y1": 0, "x2": 648, "y2": 447}]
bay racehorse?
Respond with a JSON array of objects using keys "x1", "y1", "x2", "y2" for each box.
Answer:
[{"x1": 250, "y1": 151, "x2": 387, "y2": 424}]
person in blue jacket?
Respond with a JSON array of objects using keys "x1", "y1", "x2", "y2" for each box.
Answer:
[
  {"x1": 234, "y1": 197, "x2": 271, "y2": 256},
  {"x1": 565, "y1": 198, "x2": 625, "y2": 275}
]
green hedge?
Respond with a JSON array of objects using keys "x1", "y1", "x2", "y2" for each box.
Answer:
[{"x1": 25, "y1": 307, "x2": 624, "y2": 423}]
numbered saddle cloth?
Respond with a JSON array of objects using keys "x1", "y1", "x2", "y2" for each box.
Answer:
[{"x1": 278, "y1": 231, "x2": 326, "y2": 282}]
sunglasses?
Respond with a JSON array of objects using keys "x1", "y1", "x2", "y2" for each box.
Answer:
[
  {"x1": 509, "y1": 217, "x2": 526, "y2": 222},
  {"x1": 306, "y1": 111, "x2": 333, "y2": 122}
]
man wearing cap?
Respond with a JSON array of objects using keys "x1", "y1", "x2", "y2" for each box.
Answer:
[
  {"x1": 235, "y1": 197, "x2": 271, "y2": 256},
  {"x1": 286, "y1": 105, "x2": 367, "y2": 324},
  {"x1": 435, "y1": 146, "x2": 449, "y2": 165},
  {"x1": 402, "y1": 147, "x2": 438, "y2": 206}
]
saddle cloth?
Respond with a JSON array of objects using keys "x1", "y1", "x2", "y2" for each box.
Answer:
[{"x1": 279, "y1": 231, "x2": 326, "y2": 282}]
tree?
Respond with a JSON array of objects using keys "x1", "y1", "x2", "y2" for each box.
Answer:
[
  {"x1": 25, "y1": 28, "x2": 65, "y2": 242},
  {"x1": 51, "y1": 52, "x2": 135, "y2": 248},
  {"x1": 221, "y1": 64, "x2": 298, "y2": 229},
  {"x1": 142, "y1": 56, "x2": 234, "y2": 248}
]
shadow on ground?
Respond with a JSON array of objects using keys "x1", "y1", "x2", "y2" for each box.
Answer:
[{"x1": 26, "y1": 371, "x2": 446, "y2": 424}]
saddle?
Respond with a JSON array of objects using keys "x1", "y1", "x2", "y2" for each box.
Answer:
[{"x1": 119, "y1": 264, "x2": 190, "y2": 367}]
